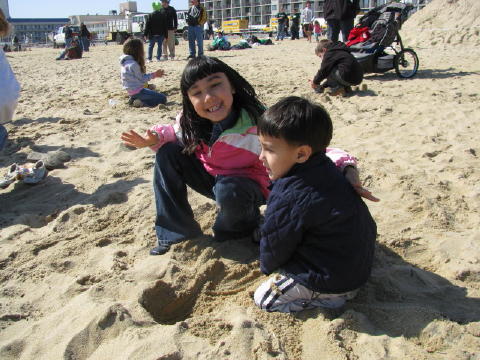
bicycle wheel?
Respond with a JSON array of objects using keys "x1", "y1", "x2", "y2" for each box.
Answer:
[{"x1": 394, "y1": 48, "x2": 419, "y2": 78}]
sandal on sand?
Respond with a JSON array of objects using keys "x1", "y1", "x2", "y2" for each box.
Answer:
[
  {"x1": 0, "y1": 163, "x2": 22, "y2": 189},
  {"x1": 22, "y1": 160, "x2": 48, "y2": 185}
]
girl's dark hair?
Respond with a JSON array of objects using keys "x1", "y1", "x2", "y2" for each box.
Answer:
[
  {"x1": 123, "y1": 38, "x2": 146, "y2": 74},
  {"x1": 180, "y1": 56, "x2": 265, "y2": 154},
  {"x1": 258, "y1": 96, "x2": 332, "y2": 153}
]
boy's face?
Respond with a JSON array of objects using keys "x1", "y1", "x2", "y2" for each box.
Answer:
[
  {"x1": 259, "y1": 134, "x2": 311, "y2": 181},
  {"x1": 316, "y1": 48, "x2": 327, "y2": 59}
]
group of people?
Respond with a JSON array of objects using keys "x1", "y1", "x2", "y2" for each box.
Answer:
[
  {"x1": 276, "y1": 0, "x2": 359, "y2": 43},
  {"x1": 120, "y1": 50, "x2": 378, "y2": 313},
  {"x1": 3, "y1": 0, "x2": 378, "y2": 316},
  {"x1": 143, "y1": 0, "x2": 207, "y2": 61}
]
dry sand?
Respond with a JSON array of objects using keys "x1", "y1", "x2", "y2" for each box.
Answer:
[{"x1": 0, "y1": 0, "x2": 479, "y2": 358}]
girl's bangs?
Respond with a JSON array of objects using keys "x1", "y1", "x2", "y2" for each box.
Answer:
[{"x1": 181, "y1": 58, "x2": 226, "y2": 93}]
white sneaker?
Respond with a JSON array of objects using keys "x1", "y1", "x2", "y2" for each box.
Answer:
[{"x1": 146, "y1": 59, "x2": 152, "y2": 63}]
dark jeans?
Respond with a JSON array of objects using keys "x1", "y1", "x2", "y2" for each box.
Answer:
[
  {"x1": 324, "y1": 69, "x2": 354, "y2": 88},
  {"x1": 153, "y1": 142, "x2": 265, "y2": 246},
  {"x1": 131, "y1": 88, "x2": 167, "y2": 106},
  {"x1": 327, "y1": 18, "x2": 354, "y2": 42},
  {"x1": 291, "y1": 25, "x2": 299, "y2": 40},
  {"x1": 148, "y1": 35, "x2": 164, "y2": 60},
  {"x1": 0, "y1": 124, "x2": 7, "y2": 151}
]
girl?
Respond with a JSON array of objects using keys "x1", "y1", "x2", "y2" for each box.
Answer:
[
  {"x1": 0, "y1": 9, "x2": 20, "y2": 151},
  {"x1": 313, "y1": 20, "x2": 322, "y2": 42},
  {"x1": 121, "y1": 56, "x2": 377, "y2": 256},
  {"x1": 120, "y1": 38, "x2": 167, "y2": 108}
]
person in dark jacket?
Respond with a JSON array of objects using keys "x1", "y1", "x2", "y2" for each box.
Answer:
[
  {"x1": 160, "y1": 0, "x2": 178, "y2": 60},
  {"x1": 311, "y1": 39, "x2": 363, "y2": 96},
  {"x1": 324, "y1": 0, "x2": 360, "y2": 42},
  {"x1": 144, "y1": 5, "x2": 168, "y2": 62},
  {"x1": 254, "y1": 96, "x2": 377, "y2": 313},
  {"x1": 186, "y1": 0, "x2": 207, "y2": 59},
  {"x1": 79, "y1": 23, "x2": 91, "y2": 52}
]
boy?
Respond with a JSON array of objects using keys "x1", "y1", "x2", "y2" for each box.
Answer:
[
  {"x1": 310, "y1": 39, "x2": 363, "y2": 96},
  {"x1": 254, "y1": 96, "x2": 377, "y2": 313}
]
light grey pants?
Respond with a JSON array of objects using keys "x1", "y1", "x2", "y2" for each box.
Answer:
[
  {"x1": 254, "y1": 274, "x2": 358, "y2": 313},
  {"x1": 162, "y1": 30, "x2": 176, "y2": 58}
]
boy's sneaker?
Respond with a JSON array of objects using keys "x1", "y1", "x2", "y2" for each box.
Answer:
[
  {"x1": 132, "y1": 99, "x2": 145, "y2": 108},
  {"x1": 22, "y1": 160, "x2": 47, "y2": 185},
  {"x1": 150, "y1": 245, "x2": 170, "y2": 255},
  {"x1": 0, "y1": 163, "x2": 21, "y2": 189}
]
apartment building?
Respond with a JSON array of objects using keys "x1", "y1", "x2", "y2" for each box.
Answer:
[{"x1": 203, "y1": 0, "x2": 430, "y2": 27}]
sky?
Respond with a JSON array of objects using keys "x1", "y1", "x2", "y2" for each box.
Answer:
[{"x1": 8, "y1": 0, "x2": 190, "y2": 18}]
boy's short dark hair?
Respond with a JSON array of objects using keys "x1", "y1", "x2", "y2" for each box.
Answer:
[
  {"x1": 258, "y1": 96, "x2": 332, "y2": 153},
  {"x1": 315, "y1": 39, "x2": 332, "y2": 54}
]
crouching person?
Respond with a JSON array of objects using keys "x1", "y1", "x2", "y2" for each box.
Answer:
[
  {"x1": 311, "y1": 39, "x2": 363, "y2": 96},
  {"x1": 254, "y1": 97, "x2": 377, "y2": 313}
]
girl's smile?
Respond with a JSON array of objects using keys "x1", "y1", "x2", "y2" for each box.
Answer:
[{"x1": 187, "y1": 72, "x2": 235, "y2": 123}]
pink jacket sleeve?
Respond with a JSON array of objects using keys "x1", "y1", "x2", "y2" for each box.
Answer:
[
  {"x1": 326, "y1": 147, "x2": 357, "y2": 172},
  {"x1": 147, "y1": 113, "x2": 182, "y2": 152}
]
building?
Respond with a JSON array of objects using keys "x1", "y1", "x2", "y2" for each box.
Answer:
[
  {"x1": 69, "y1": 15, "x2": 126, "y2": 40},
  {"x1": 204, "y1": 0, "x2": 432, "y2": 28},
  {"x1": 7, "y1": 18, "x2": 69, "y2": 43}
]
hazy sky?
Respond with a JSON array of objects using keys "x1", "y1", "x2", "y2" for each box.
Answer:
[{"x1": 9, "y1": 0, "x2": 190, "y2": 18}]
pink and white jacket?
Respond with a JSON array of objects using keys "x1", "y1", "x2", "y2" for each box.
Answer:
[{"x1": 149, "y1": 109, "x2": 357, "y2": 199}]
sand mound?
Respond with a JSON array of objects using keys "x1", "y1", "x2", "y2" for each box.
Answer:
[{"x1": 402, "y1": 0, "x2": 480, "y2": 46}]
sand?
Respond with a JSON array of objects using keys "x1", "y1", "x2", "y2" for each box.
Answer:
[{"x1": 1, "y1": 0, "x2": 479, "y2": 358}]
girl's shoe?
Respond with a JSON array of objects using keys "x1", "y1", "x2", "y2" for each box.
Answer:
[
  {"x1": 132, "y1": 99, "x2": 145, "y2": 108},
  {"x1": 22, "y1": 160, "x2": 47, "y2": 185},
  {"x1": 0, "y1": 163, "x2": 21, "y2": 189}
]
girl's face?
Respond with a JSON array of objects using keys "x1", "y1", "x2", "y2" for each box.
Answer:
[{"x1": 187, "y1": 72, "x2": 235, "y2": 123}]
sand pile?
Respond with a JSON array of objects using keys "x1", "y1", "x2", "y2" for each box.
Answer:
[
  {"x1": 0, "y1": 25, "x2": 479, "y2": 359},
  {"x1": 402, "y1": 0, "x2": 480, "y2": 46}
]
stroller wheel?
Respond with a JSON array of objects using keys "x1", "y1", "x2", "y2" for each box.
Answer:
[{"x1": 394, "y1": 49, "x2": 419, "y2": 79}]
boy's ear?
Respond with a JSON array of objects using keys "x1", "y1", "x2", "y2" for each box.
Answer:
[{"x1": 296, "y1": 145, "x2": 312, "y2": 163}]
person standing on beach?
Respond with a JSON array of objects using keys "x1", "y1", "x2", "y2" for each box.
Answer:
[
  {"x1": 290, "y1": 9, "x2": 301, "y2": 40},
  {"x1": 186, "y1": 0, "x2": 207, "y2": 59},
  {"x1": 275, "y1": 7, "x2": 288, "y2": 41},
  {"x1": 324, "y1": 0, "x2": 360, "y2": 42},
  {"x1": 79, "y1": 23, "x2": 91, "y2": 52},
  {"x1": 63, "y1": 24, "x2": 73, "y2": 48},
  {"x1": 301, "y1": 1, "x2": 314, "y2": 42},
  {"x1": 144, "y1": 4, "x2": 168, "y2": 62},
  {"x1": 160, "y1": 0, "x2": 178, "y2": 60}
]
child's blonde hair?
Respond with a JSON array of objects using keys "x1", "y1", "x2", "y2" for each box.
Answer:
[
  {"x1": 123, "y1": 38, "x2": 146, "y2": 74},
  {"x1": 315, "y1": 39, "x2": 332, "y2": 55},
  {"x1": 0, "y1": 9, "x2": 10, "y2": 37}
]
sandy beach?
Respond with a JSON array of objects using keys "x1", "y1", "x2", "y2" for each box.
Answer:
[{"x1": 1, "y1": 0, "x2": 479, "y2": 358}]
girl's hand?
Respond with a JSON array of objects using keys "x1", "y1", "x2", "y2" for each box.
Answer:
[
  {"x1": 155, "y1": 69, "x2": 165, "y2": 78},
  {"x1": 121, "y1": 129, "x2": 158, "y2": 148},
  {"x1": 344, "y1": 166, "x2": 380, "y2": 202}
]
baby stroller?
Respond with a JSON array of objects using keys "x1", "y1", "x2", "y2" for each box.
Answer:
[{"x1": 349, "y1": 2, "x2": 419, "y2": 79}]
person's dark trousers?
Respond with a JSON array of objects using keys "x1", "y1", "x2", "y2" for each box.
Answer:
[
  {"x1": 325, "y1": 68, "x2": 354, "y2": 88},
  {"x1": 153, "y1": 142, "x2": 265, "y2": 247},
  {"x1": 291, "y1": 26, "x2": 299, "y2": 40},
  {"x1": 327, "y1": 18, "x2": 354, "y2": 42},
  {"x1": 148, "y1": 35, "x2": 164, "y2": 60}
]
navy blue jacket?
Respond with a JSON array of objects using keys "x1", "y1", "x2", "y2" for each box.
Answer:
[{"x1": 259, "y1": 152, "x2": 377, "y2": 293}]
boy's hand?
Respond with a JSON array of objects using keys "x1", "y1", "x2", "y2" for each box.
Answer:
[
  {"x1": 309, "y1": 80, "x2": 318, "y2": 89},
  {"x1": 155, "y1": 69, "x2": 165, "y2": 77},
  {"x1": 121, "y1": 129, "x2": 158, "y2": 148},
  {"x1": 344, "y1": 166, "x2": 380, "y2": 202}
]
